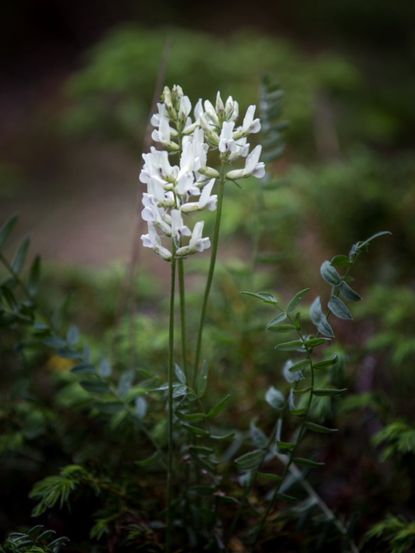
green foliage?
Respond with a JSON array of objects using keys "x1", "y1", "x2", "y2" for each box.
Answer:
[
  {"x1": 363, "y1": 515, "x2": 415, "y2": 553},
  {"x1": 373, "y1": 421, "x2": 415, "y2": 461},
  {"x1": 0, "y1": 526, "x2": 68, "y2": 553},
  {"x1": 63, "y1": 28, "x2": 359, "y2": 150},
  {"x1": 30, "y1": 465, "x2": 90, "y2": 516}
]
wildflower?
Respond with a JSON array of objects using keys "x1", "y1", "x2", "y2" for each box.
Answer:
[
  {"x1": 181, "y1": 179, "x2": 217, "y2": 213},
  {"x1": 226, "y1": 145, "x2": 265, "y2": 180},
  {"x1": 175, "y1": 222, "x2": 211, "y2": 257},
  {"x1": 139, "y1": 85, "x2": 265, "y2": 260},
  {"x1": 141, "y1": 223, "x2": 172, "y2": 261}
]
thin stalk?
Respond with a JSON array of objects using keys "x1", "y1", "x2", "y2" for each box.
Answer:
[
  {"x1": 166, "y1": 254, "x2": 176, "y2": 553},
  {"x1": 192, "y1": 168, "x2": 226, "y2": 387},
  {"x1": 178, "y1": 258, "x2": 188, "y2": 379}
]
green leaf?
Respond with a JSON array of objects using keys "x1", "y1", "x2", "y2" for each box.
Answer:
[
  {"x1": 0, "y1": 214, "x2": 18, "y2": 250},
  {"x1": 265, "y1": 386, "x2": 285, "y2": 410},
  {"x1": 288, "y1": 359, "x2": 310, "y2": 372},
  {"x1": 320, "y1": 260, "x2": 341, "y2": 285},
  {"x1": 313, "y1": 354, "x2": 338, "y2": 370},
  {"x1": 293, "y1": 456, "x2": 325, "y2": 468},
  {"x1": 175, "y1": 363, "x2": 186, "y2": 384},
  {"x1": 235, "y1": 449, "x2": 263, "y2": 470},
  {"x1": 208, "y1": 394, "x2": 230, "y2": 418},
  {"x1": 339, "y1": 281, "x2": 361, "y2": 302},
  {"x1": 316, "y1": 318, "x2": 335, "y2": 339},
  {"x1": 309, "y1": 297, "x2": 334, "y2": 338},
  {"x1": 71, "y1": 363, "x2": 96, "y2": 374},
  {"x1": 11, "y1": 236, "x2": 30, "y2": 274},
  {"x1": 305, "y1": 421, "x2": 338, "y2": 434},
  {"x1": 1, "y1": 285, "x2": 18, "y2": 309},
  {"x1": 177, "y1": 412, "x2": 207, "y2": 423},
  {"x1": 310, "y1": 296, "x2": 323, "y2": 325},
  {"x1": 330, "y1": 254, "x2": 350, "y2": 268},
  {"x1": 135, "y1": 451, "x2": 162, "y2": 468},
  {"x1": 290, "y1": 408, "x2": 306, "y2": 416},
  {"x1": 241, "y1": 290, "x2": 278, "y2": 305},
  {"x1": 354, "y1": 230, "x2": 392, "y2": 253},
  {"x1": 43, "y1": 336, "x2": 67, "y2": 349},
  {"x1": 67, "y1": 325, "x2": 80, "y2": 345},
  {"x1": 266, "y1": 312, "x2": 287, "y2": 328},
  {"x1": 277, "y1": 440, "x2": 296, "y2": 452},
  {"x1": 189, "y1": 445, "x2": 214, "y2": 456},
  {"x1": 135, "y1": 396, "x2": 147, "y2": 419},
  {"x1": 287, "y1": 288, "x2": 310, "y2": 313},
  {"x1": 304, "y1": 337, "x2": 328, "y2": 348},
  {"x1": 250, "y1": 421, "x2": 268, "y2": 448},
  {"x1": 95, "y1": 400, "x2": 124, "y2": 414},
  {"x1": 328, "y1": 296, "x2": 353, "y2": 320},
  {"x1": 274, "y1": 339, "x2": 304, "y2": 352},
  {"x1": 257, "y1": 472, "x2": 282, "y2": 483},
  {"x1": 28, "y1": 255, "x2": 41, "y2": 295},
  {"x1": 268, "y1": 323, "x2": 296, "y2": 333},
  {"x1": 210, "y1": 431, "x2": 235, "y2": 441},
  {"x1": 80, "y1": 379, "x2": 109, "y2": 394},
  {"x1": 313, "y1": 387, "x2": 347, "y2": 396},
  {"x1": 181, "y1": 423, "x2": 210, "y2": 437}
]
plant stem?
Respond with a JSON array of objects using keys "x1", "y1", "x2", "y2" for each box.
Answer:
[
  {"x1": 166, "y1": 254, "x2": 176, "y2": 553},
  {"x1": 192, "y1": 168, "x2": 226, "y2": 388},
  {"x1": 178, "y1": 258, "x2": 188, "y2": 379}
]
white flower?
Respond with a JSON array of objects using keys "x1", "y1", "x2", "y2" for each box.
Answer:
[
  {"x1": 151, "y1": 113, "x2": 171, "y2": 144},
  {"x1": 141, "y1": 194, "x2": 172, "y2": 235},
  {"x1": 228, "y1": 137, "x2": 250, "y2": 160},
  {"x1": 171, "y1": 209, "x2": 191, "y2": 241},
  {"x1": 181, "y1": 179, "x2": 217, "y2": 213},
  {"x1": 240, "y1": 105, "x2": 261, "y2": 135},
  {"x1": 141, "y1": 223, "x2": 172, "y2": 261},
  {"x1": 175, "y1": 221, "x2": 211, "y2": 257},
  {"x1": 225, "y1": 96, "x2": 239, "y2": 121},
  {"x1": 194, "y1": 99, "x2": 204, "y2": 121},
  {"x1": 179, "y1": 95, "x2": 192, "y2": 119},
  {"x1": 226, "y1": 145, "x2": 265, "y2": 180},
  {"x1": 204, "y1": 99, "x2": 220, "y2": 126},
  {"x1": 215, "y1": 91, "x2": 225, "y2": 115},
  {"x1": 139, "y1": 85, "x2": 265, "y2": 261},
  {"x1": 218, "y1": 121, "x2": 235, "y2": 153}
]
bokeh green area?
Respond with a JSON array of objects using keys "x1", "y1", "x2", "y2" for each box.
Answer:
[{"x1": 1, "y1": 6, "x2": 415, "y2": 552}]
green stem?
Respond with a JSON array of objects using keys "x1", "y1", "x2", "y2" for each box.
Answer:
[
  {"x1": 166, "y1": 254, "x2": 176, "y2": 553},
  {"x1": 192, "y1": 168, "x2": 226, "y2": 388},
  {"x1": 178, "y1": 258, "x2": 188, "y2": 379}
]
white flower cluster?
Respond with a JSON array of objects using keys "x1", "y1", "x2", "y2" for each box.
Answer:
[{"x1": 139, "y1": 85, "x2": 265, "y2": 261}]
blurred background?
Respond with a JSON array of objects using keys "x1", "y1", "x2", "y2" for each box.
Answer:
[
  {"x1": 1, "y1": 0, "x2": 415, "y2": 265},
  {"x1": 1, "y1": 1, "x2": 415, "y2": 550}
]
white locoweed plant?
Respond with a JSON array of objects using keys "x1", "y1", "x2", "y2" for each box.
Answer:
[
  {"x1": 0, "y1": 80, "x2": 391, "y2": 552},
  {"x1": 138, "y1": 84, "x2": 265, "y2": 550}
]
